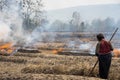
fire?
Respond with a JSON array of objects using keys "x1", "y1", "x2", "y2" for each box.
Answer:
[
  {"x1": 113, "y1": 49, "x2": 120, "y2": 57},
  {"x1": 52, "y1": 48, "x2": 64, "y2": 54},
  {"x1": 52, "y1": 49, "x2": 58, "y2": 54},
  {"x1": 0, "y1": 42, "x2": 12, "y2": 49},
  {"x1": 0, "y1": 42, "x2": 14, "y2": 54}
]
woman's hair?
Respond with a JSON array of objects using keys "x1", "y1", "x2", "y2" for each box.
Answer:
[{"x1": 96, "y1": 33, "x2": 104, "y2": 41}]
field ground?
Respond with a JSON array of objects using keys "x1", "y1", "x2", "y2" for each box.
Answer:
[
  {"x1": 0, "y1": 49, "x2": 120, "y2": 80},
  {"x1": 0, "y1": 32, "x2": 120, "y2": 80}
]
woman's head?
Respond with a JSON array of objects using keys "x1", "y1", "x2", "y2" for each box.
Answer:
[{"x1": 96, "y1": 33, "x2": 104, "y2": 41}]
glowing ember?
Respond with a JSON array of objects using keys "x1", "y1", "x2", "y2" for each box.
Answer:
[{"x1": 113, "y1": 49, "x2": 120, "y2": 57}]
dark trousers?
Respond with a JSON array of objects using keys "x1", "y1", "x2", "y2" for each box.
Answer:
[{"x1": 98, "y1": 53, "x2": 112, "y2": 79}]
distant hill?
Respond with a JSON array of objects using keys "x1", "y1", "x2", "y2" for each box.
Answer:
[{"x1": 46, "y1": 4, "x2": 120, "y2": 23}]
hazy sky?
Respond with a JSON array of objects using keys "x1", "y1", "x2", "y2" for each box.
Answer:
[{"x1": 43, "y1": 0, "x2": 120, "y2": 10}]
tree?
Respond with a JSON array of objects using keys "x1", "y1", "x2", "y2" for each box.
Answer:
[
  {"x1": 103, "y1": 17, "x2": 115, "y2": 31},
  {"x1": 19, "y1": 0, "x2": 45, "y2": 31},
  {"x1": 50, "y1": 20, "x2": 65, "y2": 32},
  {"x1": 91, "y1": 17, "x2": 115, "y2": 32},
  {"x1": 69, "y1": 11, "x2": 86, "y2": 32},
  {"x1": 0, "y1": 0, "x2": 8, "y2": 11},
  {"x1": 70, "y1": 11, "x2": 81, "y2": 32},
  {"x1": 0, "y1": 0, "x2": 45, "y2": 32},
  {"x1": 91, "y1": 19, "x2": 103, "y2": 32},
  {"x1": 80, "y1": 22, "x2": 85, "y2": 32}
]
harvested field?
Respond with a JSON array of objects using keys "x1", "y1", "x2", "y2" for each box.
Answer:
[
  {"x1": 0, "y1": 32, "x2": 120, "y2": 80},
  {"x1": 0, "y1": 50, "x2": 120, "y2": 80},
  {"x1": 0, "y1": 56, "x2": 27, "y2": 63},
  {"x1": 0, "y1": 72, "x2": 103, "y2": 80}
]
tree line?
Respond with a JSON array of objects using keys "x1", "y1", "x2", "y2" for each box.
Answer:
[{"x1": 49, "y1": 11, "x2": 119, "y2": 32}]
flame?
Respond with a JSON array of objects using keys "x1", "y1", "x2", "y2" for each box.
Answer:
[
  {"x1": 52, "y1": 48, "x2": 64, "y2": 54},
  {"x1": 0, "y1": 43, "x2": 12, "y2": 49},
  {"x1": 52, "y1": 49, "x2": 58, "y2": 54},
  {"x1": 0, "y1": 42, "x2": 14, "y2": 54},
  {"x1": 113, "y1": 49, "x2": 120, "y2": 57}
]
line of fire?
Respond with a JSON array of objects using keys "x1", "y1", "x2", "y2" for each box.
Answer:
[{"x1": 0, "y1": 31, "x2": 120, "y2": 57}]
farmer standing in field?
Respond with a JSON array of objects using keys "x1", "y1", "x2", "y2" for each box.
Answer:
[{"x1": 95, "y1": 33, "x2": 113, "y2": 79}]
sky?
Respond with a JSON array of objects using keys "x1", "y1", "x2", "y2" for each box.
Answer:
[{"x1": 43, "y1": 0, "x2": 120, "y2": 10}]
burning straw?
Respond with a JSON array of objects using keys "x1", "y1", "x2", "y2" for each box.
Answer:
[{"x1": 0, "y1": 42, "x2": 17, "y2": 56}]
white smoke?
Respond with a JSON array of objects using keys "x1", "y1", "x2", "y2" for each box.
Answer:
[
  {"x1": 79, "y1": 43, "x2": 91, "y2": 50},
  {"x1": 0, "y1": 0, "x2": 56, "y2": 47},
  {"x1": 25, "y1": 24, "x2": 57, "y2": 46},
  {"x1": 67, "y1": 39, "x2": 97, "y2": 55},
  {"x1": 0, "y1": 21, "x2": 11, "y2": 41},
  {"x1": 25, "y1": 27, "x2": 44, "y2": 44},
  {"x1": 0, "y1": 0, "x2": 24, "y2": 44}
]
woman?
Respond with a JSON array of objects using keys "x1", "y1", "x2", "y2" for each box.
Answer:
[{"x1": 95, "y1": 33, "x2": 113, "y2": 79}]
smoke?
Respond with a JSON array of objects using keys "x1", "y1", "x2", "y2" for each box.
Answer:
[
  {"x1": 0, "y1": 0, "x2": 58, "y2": 48},
  {"x1": 0, "y1": 21, "x2": 11, "y2": 41},
  {"x1": 79, "y1": 43, "x2": 91, "y2": 50},
  {"x1": 0, "y1": 0, "x2": 24, "y2": 44},
  {"x1": 67, "y1": 39, "x2": 96, "y2": 54},
  {"x1": 0, "y1": 0, "x2": 119, "y2": 55},
  {"x1": 25, "y1": 24, "x2": 57, "y2": 46}
]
